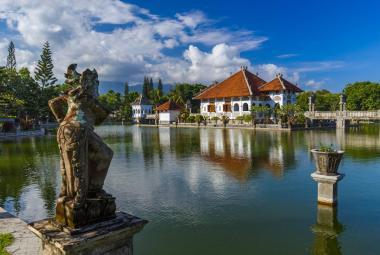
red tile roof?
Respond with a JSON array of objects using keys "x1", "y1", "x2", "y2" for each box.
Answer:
[
  {"x1": 259, "y1": 74, "x2": 303, "y2": 93},
  {"x1": 193, "y1": 68, "x2": 266, "y2": 100},
  {"x1": 193, "y1": 69, "x2": 302, "y2": 100},
  {"x1": 156, "y1": 100, "x2": 182, "y2": 112}
]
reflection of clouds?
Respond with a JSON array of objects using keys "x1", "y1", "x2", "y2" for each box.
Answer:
[{"x1": 17, "y1": 185, "x2": 47, "y2": 222}]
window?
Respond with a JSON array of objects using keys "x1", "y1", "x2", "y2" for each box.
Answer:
[
  {"x1": 223, "y1": 104, "x2": 231, "y2": 112},
  {"x1": 265, "y1": 103, "x2": 271, "y2": 108},
  {"x1": 252, "y1": 103, "x2": 256, "y2": 107},
  {"x1": 233, "y1": 103, "x2": 239, "y2": 112},
  {"x1": 208, "y1": 104, "x2": 216, "y2": 112},
  {"x1": 287, "y1": 94, "x2": 292, "y2": 104},
  {"x1": 243, "y1": 103, "x2": 249, "y2": 111}
]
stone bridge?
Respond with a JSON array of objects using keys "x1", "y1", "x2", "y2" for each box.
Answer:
[{"x1": 304, "y1": 94, "x2": 380, "y2": 128}]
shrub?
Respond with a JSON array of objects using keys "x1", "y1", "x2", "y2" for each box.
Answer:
[{"x1": 243, "y1": 114, "x2": 252, "y2": 123}]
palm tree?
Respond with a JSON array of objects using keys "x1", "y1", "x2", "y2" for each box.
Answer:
[{"x1": 169, "y1": 93, "x2": 185, "y2": 105}]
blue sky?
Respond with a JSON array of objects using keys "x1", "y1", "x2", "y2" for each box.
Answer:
[
  {"x1": 128, "y1": 0, "x2": 380, "y2": 91},
  {"x1": 0, "y1": 0, "x2": 379, "y2": 92}
]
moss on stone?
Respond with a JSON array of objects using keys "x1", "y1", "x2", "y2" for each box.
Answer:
[{"x1": 0, "y1": 233, "x2": 13, "y2": 255}]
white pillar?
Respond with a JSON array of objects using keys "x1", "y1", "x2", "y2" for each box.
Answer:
[{"x1": 311, "y1": 172, "x2": 344, "y2": 206}]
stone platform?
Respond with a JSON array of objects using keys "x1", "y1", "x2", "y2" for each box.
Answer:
[
  {"x1": 28, "y1": 212, "x2": 147, "y2": 255},
  {"x1": 0, "y1": 207, "x2": 42, "y2": 255}
]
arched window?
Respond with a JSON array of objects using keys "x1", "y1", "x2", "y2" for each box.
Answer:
[
  {"x1": 252, "y1": 103, "x2": 256, "y2": 107},
  {"x1": 233, "y1": 103, "x2": 239, "y2": 111},
  {"x1": 258, "y1": 103, "x2": 262, "y2": 107},
  {"x1": 265, "y1": 103, "x2": 271, "y2": 108},
  {"x1": 243, "y1": 103, "x2": 249, "y2": 111}
]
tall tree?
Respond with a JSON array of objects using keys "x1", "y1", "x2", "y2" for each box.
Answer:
[
  {"x1": 6, "y1": 41, "x2": 16, "y2": 71},
  {"x1": 149, "y1": 77, "x2": 154, "y2": 93},
  {"x1": 158, "y1": 78, "x2": 163, "y2": 96},
  {"x1": 142, "y1": 76, "x2": 149, "y2": 98},
  {"x1": 124, "y1": 81, "x2": 129, "y2": 99},
  {"x1": 34, "y1": 41, "x2": 57, "y2": 88}
]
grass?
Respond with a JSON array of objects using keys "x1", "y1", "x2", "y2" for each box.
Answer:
[{"x1": 0, "y1": 233, "x2": 14, "y2": 255}]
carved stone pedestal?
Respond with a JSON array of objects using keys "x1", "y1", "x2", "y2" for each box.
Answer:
[
  {"x1": 28, "y1": 212, "x2": 147, "y2": 255},
  {"x1": 55, "y1": 196, "x2": 116, "y2": 229},
  {"x1": 311, "y1": 172, "x2": 344, "y2": 206}
]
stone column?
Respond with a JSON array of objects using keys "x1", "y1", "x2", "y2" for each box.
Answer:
[{"x1": 311, "y1": 172, "x2": 344, "y2": 206}]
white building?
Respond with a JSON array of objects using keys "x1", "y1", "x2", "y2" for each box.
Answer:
[
  {"x1": 193, "y1": 67, "x2": 303, "y2": 119},
  {"x1": 156, "y1": 100, "x2": 182, "y2": 124},
  {"x1": 132, "y1": 95, "x2": 153, "y2": 123}
]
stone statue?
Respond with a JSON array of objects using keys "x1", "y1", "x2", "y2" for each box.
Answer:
[{"x1": 48, "y1": 64, "x2": 115, "y2": 229}]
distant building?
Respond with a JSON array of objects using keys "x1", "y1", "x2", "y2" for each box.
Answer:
[
  {"x1": 193, "y1": 67, "x2": 303, "y2": 119},
  {"x1": 156, "y1": 100, "x2": 182, "y2": 124},
  {"x1": 132, "y1": 95, "x2": 153, "y2": 123}
]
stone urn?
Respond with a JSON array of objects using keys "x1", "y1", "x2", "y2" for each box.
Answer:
[{"x1": 311, "y1": 149, "x2": 344, "y2": 175}]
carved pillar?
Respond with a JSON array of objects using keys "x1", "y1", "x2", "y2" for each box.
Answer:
[{"x1": 339, "y1": 94, "x2": 346, "y2": 112}]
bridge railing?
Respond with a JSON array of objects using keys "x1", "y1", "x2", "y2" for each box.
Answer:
[
  {"x1": 346, "y1": 111, "x2": 379, "y2": 118},
  {"x1": 305, "y1": 110, "x2": 380, "y2": 119}
]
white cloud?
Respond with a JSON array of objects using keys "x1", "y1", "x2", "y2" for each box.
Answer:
[
  {"x1": 277, "y1": 53, "x2": 299, "y2": 59},
  {"x1": 305, "y1": 79, "x2": 327, "y2": 89},
  {"x1": 294, "y1": 61, "x2": 344, "y2": 73},
  {"x1": 0, "y1": 0, "x2": 341, "y2": 89},
  {"x1": 0, "y1": 0, "x2": 268, "y2": 85},
  {"x1": 255, "y1": 64, "x2": 300, "y2": 83}
]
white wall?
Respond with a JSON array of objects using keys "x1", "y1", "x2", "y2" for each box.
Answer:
[
  {"x1": 199, "y1": 92, "x2": 298, "y2": 119},
  {"x1": 132, "y1": 104, "x2": 153, "y2": 119},
  {"x1": 159, "y1": 110, "x2": 180, "y2": 123}
]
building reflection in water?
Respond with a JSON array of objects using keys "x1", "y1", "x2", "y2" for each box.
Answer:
[
  {"x1": 311, "y1": 205, "x2": 344, "y2": 255},
  {"x1": 199, "y1": 129, "x2": 296, "y2": 181}
]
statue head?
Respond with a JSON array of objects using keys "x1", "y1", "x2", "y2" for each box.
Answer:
[
  {"x1": 80, "y1": 69, "x2": 99, "y2": 98},
  {"x1": 64, "y1": 64, "x2": 100, "y2": 98}
]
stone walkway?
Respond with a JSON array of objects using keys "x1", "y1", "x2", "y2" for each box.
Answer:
[{"x1": 0, "y1": 208, "x2": 41, "y2": 255}]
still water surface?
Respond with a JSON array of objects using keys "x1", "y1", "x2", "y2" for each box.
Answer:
[{"x1": 0, "y1": 125, "x2": 379, "y2": 254}]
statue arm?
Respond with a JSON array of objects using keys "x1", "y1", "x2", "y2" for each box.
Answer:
[{"x1": 48, "y1": 96, "x2": 68, "y2": 123}]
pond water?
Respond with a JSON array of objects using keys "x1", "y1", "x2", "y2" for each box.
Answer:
[{"x1": 0, "y1": 125, "x2": 379, "y2": 254}]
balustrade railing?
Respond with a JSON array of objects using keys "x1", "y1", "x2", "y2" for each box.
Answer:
[{"x1": 305, "y1": 110, "x2": 380, "y2": 119}]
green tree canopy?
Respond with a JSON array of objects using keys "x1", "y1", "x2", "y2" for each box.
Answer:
[
  {"x1": 99, "y1": 90, "x2": 122, "y2": 112},
  {"x1": 296, "y1": 90, "x2": 339, "y2": 111},
  {"x1": 343, "y1": 82, "x2": 380, "y2": 110},
  {"x1": 168, "y1": 83, "x2": 206, "y2": 112}
]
